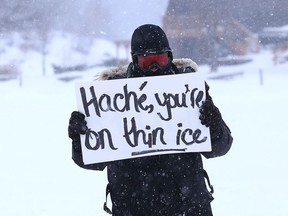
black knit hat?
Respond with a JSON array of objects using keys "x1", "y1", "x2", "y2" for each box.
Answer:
[{"x1": 131, "y1": 24, "x2": 171, "y2": 56}]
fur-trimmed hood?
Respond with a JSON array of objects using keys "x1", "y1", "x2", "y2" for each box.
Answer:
[{"x1": 96, "y1": 58, "x2": 198, "y2": 81}]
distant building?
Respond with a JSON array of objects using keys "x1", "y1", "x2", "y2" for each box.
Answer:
[{"x1": 162, "y1": 0, "x2": 288, "y2": 64}]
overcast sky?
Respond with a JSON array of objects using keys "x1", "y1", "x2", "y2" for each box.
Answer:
[{"x1": 101, "y1": 0, "x2": 169, "y2": 40}]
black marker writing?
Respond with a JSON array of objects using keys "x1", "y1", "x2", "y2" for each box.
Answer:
[
  {"x1": 85, "y1": 128, "x2": 118, "y2": 150},
  {"x1": 80, "y1": 82, "x2": 154, "y2": 117},
  {"x1": 154, "y1": 86, "x2": 204, "y2": 121},
  {"x1": 123, "y1": 117, "x2": 167, "y2": 148},
  {"x1": 132, "y1": 148, "x2": 187, "y2": 156},
  {"x1": 176, "y1": 123, "x2": 207, "y2": 145}
]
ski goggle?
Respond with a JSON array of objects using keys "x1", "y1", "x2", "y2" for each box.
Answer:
[{"x1": 137, "y1": 52, "x2": 169, "y2": 69}]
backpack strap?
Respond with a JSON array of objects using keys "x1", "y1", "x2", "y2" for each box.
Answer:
[
  {"x1": 103, "y1": 183, "x2": 112, "y2": 215},
  {"x1": 203, "y1": 169, "x2": 214, "y2": 194}
]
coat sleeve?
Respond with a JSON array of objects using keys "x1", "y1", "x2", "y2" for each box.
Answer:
[
  {"x1": 72, "y1": 138, "x2": 107, "y2": 171},
  {"x1": 201, "y1": 83, "x2": 233, "y2": 159},
  {"x1": 201, "y1": 120, "x2": 233, "y2": 158}
]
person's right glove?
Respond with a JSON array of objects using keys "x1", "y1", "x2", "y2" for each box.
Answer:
[
  {"x1": 68, "y1": 111, "x2": 88, "y2": 142},
  {"x1": 199, "y1": 100, "x2": 222, "y2": 140}
]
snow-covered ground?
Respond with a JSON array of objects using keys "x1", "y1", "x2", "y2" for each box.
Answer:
[{"x1": 0, "y1": 35, "x2": 288, "y2": 216}]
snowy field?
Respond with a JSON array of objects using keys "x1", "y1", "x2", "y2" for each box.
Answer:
[{"x1": 0, "y1": 36, "x2": 288, "y2": 216}]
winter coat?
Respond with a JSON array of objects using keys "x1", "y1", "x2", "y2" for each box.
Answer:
[{"x1": 72, "y1": 58, "x2": 233, "y2": 216}]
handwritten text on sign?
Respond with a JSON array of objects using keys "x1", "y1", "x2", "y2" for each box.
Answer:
[{"x1": 75, "y1": 73, "x2": 211, "y2": 164}]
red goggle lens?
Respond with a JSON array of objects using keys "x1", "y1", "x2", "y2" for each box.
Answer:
[{"x1": 137, "y1": 52, "x2": 169, "y2": 69}]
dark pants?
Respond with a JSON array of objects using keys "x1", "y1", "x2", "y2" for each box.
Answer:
[
  {"x1": 111, "y1": 202, "x2": 213, "y2": 216},
  {"x1": 183, "y1": 202, "x2": 213, "y2": 216}
]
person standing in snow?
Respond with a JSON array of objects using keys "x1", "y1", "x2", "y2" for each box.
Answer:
[{"x1": 68, "y1": 24, "x2": 233, "y2": 216}]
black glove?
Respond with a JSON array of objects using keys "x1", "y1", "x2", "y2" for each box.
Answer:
[
  {"x1": 199, "y1": 100, "x2": 222, "y2": 139},
  {"x1": 68, "y1": 111, "x2": 88, "y2": 142}
]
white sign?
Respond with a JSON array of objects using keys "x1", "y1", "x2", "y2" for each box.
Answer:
[{"x1": 75, "y1": 73, "x2": 211, "y2": 165}]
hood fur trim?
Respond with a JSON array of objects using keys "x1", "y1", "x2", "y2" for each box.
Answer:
[
  {"x1": 173, "y1": 58, "x2": 198, "y2": 72},
  {"x1": 96, "y1": 58, "x2": 198, "y2": 81},
  {"x1": 97, "y1": 64, "x2": 128, "y2": 81}
]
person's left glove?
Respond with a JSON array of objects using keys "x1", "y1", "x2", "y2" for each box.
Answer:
[
  {"x1": 68, "y1": 111, "x2": 88, "y2": 141},
  {"x1": 199, "y1": 100, "x2": 222, "y2": 139}
]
